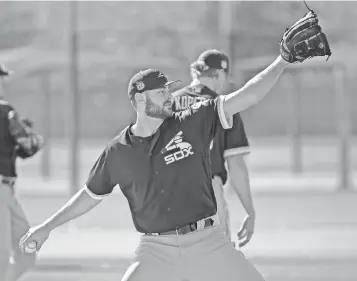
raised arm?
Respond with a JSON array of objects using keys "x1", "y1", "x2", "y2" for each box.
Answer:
[
  {"x1": 222, "y1": 7, "x2": 332, "y2": 119},
  {"x1": 223, "y1": 55, "x2": 288, "y2": 119}
]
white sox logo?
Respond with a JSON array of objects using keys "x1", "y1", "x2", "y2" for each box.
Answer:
[{"x1": 161, "y1": 131, "x2": 194, "y2": 165}]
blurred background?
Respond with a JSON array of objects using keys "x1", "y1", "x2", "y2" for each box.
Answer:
[{"x1": 0, "y1": 1, "x2": 356, "y2": 281}]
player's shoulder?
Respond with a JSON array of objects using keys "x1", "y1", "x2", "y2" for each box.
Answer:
[
  {"x1": 171, "y1": 85, "x2": 191, "y2": 98},
  {"x1": 0, "y1": 99, "x2": 15, "y2": 113},
  {"x1": 105, "y1": 126, "x2": 131, "y2": 152},
  {"x1": 172, "y1": 84, "x2": 218, "y2": 112},
  {"x1": 171, "y1": 98, "x2": 217, "y2": 122},
  {"x1": 0, "y1": 99, "x2": 11, "y2": 106},
  {"x1": 194, "y1": 84, "x2": 218, "y2": 99},
  {"x1": 172, "y1": 84, "x2": 217, "y2": 98},
  {"x1": 0, "y1": 102, "x2": 18, "y2": 122},
  {"x1": 171, "y1": 84, "x2": 200, "y2": 98}
]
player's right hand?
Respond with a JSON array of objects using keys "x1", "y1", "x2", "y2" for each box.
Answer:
[{"x1": 19, "y1": 224, "x2": 51, "y2": 254}]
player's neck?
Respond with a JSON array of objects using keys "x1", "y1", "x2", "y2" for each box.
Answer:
[
  {"x1": 191, "y1": 78, "x2": 218, "y2": 93},
  {"x1": 132, "y1": 115, "x2": 164, "y2": 137}
]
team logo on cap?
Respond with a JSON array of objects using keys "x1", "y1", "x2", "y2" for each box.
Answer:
[
  {"x1": 136, "y1": 81, "x2": 145, "y2": 91},
  {"x1": 221, "y1": 60, "x2": 228, "y2": 70}
]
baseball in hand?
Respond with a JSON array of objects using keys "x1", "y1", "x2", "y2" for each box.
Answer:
[{"x1": 24, "y1": 241, "x2": 37, "y2": 254}]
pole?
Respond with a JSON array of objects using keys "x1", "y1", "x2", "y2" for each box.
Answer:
[
  {"x1": 69, "y1": 0, "x2": 80, "y2": 197},
  {"x1": 218, "y1": 1, "x2": 235, "y2": 58},
  {"x1": 334, "y1": 65, "x2": 350, "y2": 190},
  {"x1": 40, "y1": 73, "x2": 51, "y2": 179},
  {"x1": 218, "y1": 1, "x2": 238, "y2": 91},
  {"x1": 289, "y1": 70, "x2": 302, "y2": 174}
]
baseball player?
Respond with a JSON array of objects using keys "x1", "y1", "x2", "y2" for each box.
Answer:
[
  {"x1": 0, "y1": 64, "x2": 44, "y2": 281},
  {"x1": 19, "y1": 12, "x2": 331, "y2": 280},
  {"x1": 172, "y1": 49, "x2": 254, "y2": 246},
  {"x1": 19, "y1": 58, "x2": 286, "y2": 281}
]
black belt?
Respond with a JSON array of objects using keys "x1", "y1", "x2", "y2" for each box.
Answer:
[
  {"x1": 1, "y1": 176, "x2": 16, "y2": 186},
  {"x1": 147, "y1": 218, "x2": 214, "y2": 236}
]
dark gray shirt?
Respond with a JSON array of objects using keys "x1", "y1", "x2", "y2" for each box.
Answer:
[
  {"x1": 172, "y1": 84, "x2": 250, "y2": 184},
  {"x1": 86, "y1": 97, "x2": 231, "y2": 233}
]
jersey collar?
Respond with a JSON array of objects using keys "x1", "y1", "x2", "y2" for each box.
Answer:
[{"x1": 119, "y1": 122, "x2": 168, "y2": 147}]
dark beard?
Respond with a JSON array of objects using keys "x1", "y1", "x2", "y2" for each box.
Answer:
[{"x1": 145, "y1": 98, "x2": 172, "y2": 119}]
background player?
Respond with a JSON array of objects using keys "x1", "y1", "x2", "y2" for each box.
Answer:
[
  {"x1": 0, "y1": 64, "x2": 44, "y2": 281},
  {"x1": 172, "y1": 49, "x2": 254, "y2": 246}
]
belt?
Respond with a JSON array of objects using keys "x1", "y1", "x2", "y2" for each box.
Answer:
[
  {"x1": 147, "y1": 217, "x2": 215, "y2": 236},
  {"x1": 0, "y1": 175, "x2": 16, "y2": 186}
]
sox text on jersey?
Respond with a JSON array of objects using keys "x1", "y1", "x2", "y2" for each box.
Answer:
[{"x1": 161, "y1": 131, "x2": 194, "y2": 165}]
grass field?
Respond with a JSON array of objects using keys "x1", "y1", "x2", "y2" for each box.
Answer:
[
  {"x1": 21, "y1": 256, "x2": 357, "y2": 281},
  {"x1": 17, "y1": 187, "x2": 357, "y2": 281},
  {"x1": 12, "y1": 137, "x2": 357, "y2": 280}
]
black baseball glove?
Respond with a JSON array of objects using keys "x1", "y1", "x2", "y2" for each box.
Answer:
[
  {"x1": 16, "y1": 132, "x2": 44, "y2": 159},
  {"x1": 7, "y1": 112, "x2": 44, "y2": 159},
  {"x1": 280, "y1": 8, "x2": 331, "y2": 63},
  {"x1": 16, "y1": 118, "x2": 44, "y2": 159}
]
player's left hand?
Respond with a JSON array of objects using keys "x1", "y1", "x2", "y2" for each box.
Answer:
[
  {"x1": 279, "y1": 7, "x2": 331, "y2": 63},
  {"x1": 237, "y1": 214, "x2": 255, "y2": 247}
]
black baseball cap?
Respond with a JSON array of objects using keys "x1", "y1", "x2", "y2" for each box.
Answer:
[
  {"x1": 0, "y1": 64, "x2": 13, "y2": 76},
  {"x1": 196, "y1": 49, "x2": 230, "y2": 73},
  {"x1": 128, "y1": 69, "x2": 180, "y2": 99}
]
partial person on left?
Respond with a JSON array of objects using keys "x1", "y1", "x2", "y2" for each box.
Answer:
[{"x1": 0, "y1": 64, "x2": 44, "y2": 281}]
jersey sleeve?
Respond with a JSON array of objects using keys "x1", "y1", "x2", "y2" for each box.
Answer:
[
  {"x1": 85, "y1": 146, "x2": 116, "y2": 199},
  {"x1": 174, "y1": 95, "x2": 232, "y2": 149},
  {"x1": 224, "y1": 113, "x2": 251, "y2": 158},
  {"x1": 199, "y1": 96, "x2": 232, "y2": 143},
  {"x1": 192, "y1": 95, "x2": 231, "y2": 132}
]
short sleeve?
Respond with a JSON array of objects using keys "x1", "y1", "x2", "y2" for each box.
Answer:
[
  {"x1": 214, "y1": 95, "x2": 232, "y2": 130},
  {"x1": 85, "y1": 146, "x2": 116, "y2": 199},
  {"x1": 224, "y1": 113, "x2": 251, "y2": 158},
  {"x1": 189, "y1": 95, "x2": 232, "y2": 136}
]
